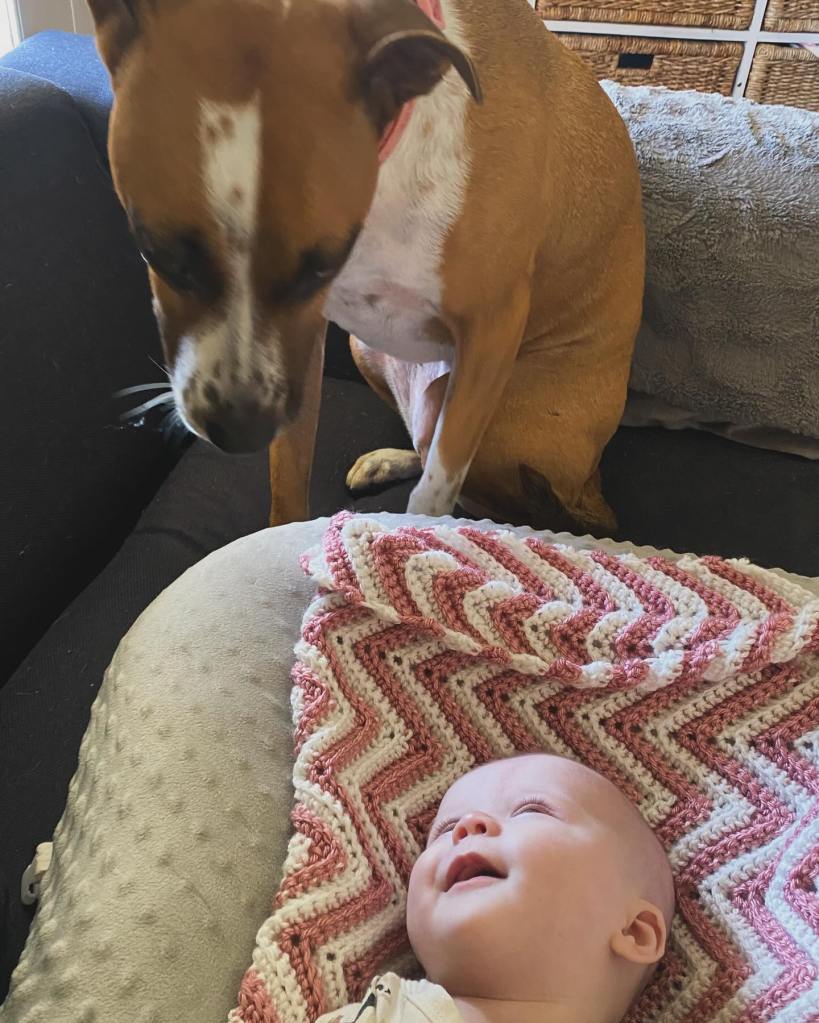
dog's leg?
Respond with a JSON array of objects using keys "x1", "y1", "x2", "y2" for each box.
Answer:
[
  {"x1": 268, "y1": 330, "x2": 325, "y2": 526},
  {"x1": 349, "y1": 335, "x2": 401, "y2": 413},
  {"x1": 346, "y1": 336, "x2": 447, "y2": 493},
  {"x1": 460, "y1": 329, "x2": 628, "y2": 535},
  {"x1": 406, "y1": 289, "x2": 530, "y2": 517},
  {"x1": 347, "y1": 314, "x2": 624, "y2": 534}
]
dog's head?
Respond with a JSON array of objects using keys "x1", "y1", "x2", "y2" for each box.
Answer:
[{"x1": 88, "y1": 0, "x2": 479, "y2": 452}]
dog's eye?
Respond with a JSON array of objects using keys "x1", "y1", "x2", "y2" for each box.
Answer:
[
  {"x1": 132, "y1": 221, "x2": 219, "y2": 300},
  {"x1": 300, "y1": 251, "x2": 340, "y2": 289},
  {"x1": 136, "y1": 230, "x2": 196, "y2": 293},
  {"x1": 275, "y1": 227, "x2": 362, "y2": 306},
  {"x1": 270, "y1": 251, "x2": 336, "y2": 306},
  {"x1": 306, "y1": 254, "x2": 337, "y2": 282},
  {"x1": 287, "y1": 249, "x2": 345, "y2": 303}
]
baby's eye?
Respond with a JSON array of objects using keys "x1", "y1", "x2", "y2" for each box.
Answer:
[
  {"x1": 428, "y1": 819, "x2": 457, "y2": 843},
  {"x1": 513, "y1": 800, "x2": 554, "y2": 817}
]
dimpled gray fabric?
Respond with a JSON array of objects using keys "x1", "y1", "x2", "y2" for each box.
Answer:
[
  {"x1": 1, "y1": 523, "x2": 317, "y2": 1023},
  {"x1": 2, "y1": 514, "x2": 816, "y2": 1023}
]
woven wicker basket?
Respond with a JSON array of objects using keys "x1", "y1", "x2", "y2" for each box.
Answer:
[
  {"x1": 558, "y1": 34, "x2": 743, "y2": 93},
  {"x1": 746, "y1": 44, "x2": 819, "y2": 110},
  {"x1": 537, "y1": 0, "x2": 755, "y2": 30},
  {"x1": 763, "y1": 0, "x2": 819, "y2": 32}
]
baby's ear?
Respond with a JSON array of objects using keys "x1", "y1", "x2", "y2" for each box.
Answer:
[{"x1": 610, "y1": 899, "x2": 667, "y2": 965}]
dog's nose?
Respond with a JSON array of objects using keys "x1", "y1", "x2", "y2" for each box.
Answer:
[{"x1": 202, "y1": 401, "x2": 279, "y2": 453}]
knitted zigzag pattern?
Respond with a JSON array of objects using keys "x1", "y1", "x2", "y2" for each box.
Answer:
[{"x1": 230, "y1": 513, "x2": 819, "y2": 1023}]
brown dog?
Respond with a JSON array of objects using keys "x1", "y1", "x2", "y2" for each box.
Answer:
[{"x1": 88, "y1": 0, "x2": 643, "y2": 532}]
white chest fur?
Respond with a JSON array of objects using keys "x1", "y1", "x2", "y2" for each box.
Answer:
[{"x1": 323, "y1": 0, "x2": 471, "y2": 365}]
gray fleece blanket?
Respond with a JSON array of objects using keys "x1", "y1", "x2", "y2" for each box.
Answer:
[{"x1": 602, "y1": 83, "x2": 819, "y2": 442}]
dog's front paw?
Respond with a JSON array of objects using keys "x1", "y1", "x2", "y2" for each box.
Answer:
[{"x1": 346, "y1": 449, "x2": 422, "y2": 493}]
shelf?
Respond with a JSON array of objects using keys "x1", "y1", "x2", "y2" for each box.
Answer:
[{"x1": 541, "y1": 0, "x2": 819, "y2": 99}]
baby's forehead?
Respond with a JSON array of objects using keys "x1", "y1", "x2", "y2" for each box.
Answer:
[{"x1": 436, "y1": 754, "x2": 609, "y2": 813}]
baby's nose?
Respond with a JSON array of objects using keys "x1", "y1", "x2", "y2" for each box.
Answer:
[{"x1": 452, "y1": 811, "x2": 501, "y2": 842}]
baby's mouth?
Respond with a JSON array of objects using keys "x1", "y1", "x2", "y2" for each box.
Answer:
[{"x1": 444, "y1": 852, "x2": 506, "y2": 892}]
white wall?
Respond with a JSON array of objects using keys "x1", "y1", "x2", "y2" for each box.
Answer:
[
  {"x1": 14, "y1": 0, "x2": 94, "y2": 39},
  {"x1": 1, "y1": 0, "x2": 20, "y2": 54}
]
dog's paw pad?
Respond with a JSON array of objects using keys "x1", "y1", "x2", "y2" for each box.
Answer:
[{"x1": 346, "y1": 449, "x2": 422, "y2": 493}]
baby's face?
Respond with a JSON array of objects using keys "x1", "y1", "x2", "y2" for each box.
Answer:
[{"x1": 406, "y1": 754, "x2": 663, "y2": 1001}]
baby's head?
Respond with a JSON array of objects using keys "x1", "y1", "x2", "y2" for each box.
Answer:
[{"x1": 407, "y1": 754, "x2": 675, "y2": 1023}]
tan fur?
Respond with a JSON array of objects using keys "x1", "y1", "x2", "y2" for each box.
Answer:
[
  {"x1": 98, "y1": 0, "x2": 379, "y2": 430},
  {"x1": 268, "y1": 328, "x2": 325, "y2": 524},
  {"x1": 89, "y1": 0, "x2": 643, "y2": 532},
  {"x1": 360, "y1": 2, "x2": 644, "y2": 532}
]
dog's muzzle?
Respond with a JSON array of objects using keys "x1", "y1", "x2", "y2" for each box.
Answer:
[{"x1": 199, "y1": 397, "x2": 282, "y2": 453}]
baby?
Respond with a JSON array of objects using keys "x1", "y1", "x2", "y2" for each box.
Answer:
[{"x1": 317, "y1": 753, "x2": 675, "y2": 1023}]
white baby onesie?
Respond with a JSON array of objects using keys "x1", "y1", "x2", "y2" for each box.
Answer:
[{"x1": 315, "y1": 973, "x2": 462, "y2": 1023}]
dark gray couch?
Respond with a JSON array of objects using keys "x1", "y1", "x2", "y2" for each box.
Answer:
[{"x1": 1, "y1": 30, "x2": 817, "y2": 999}]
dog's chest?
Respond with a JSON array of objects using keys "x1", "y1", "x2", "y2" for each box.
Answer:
[
  {"x1": 323, "y1": 42, "x2": 471, "y2": 365},
  {"x1": 324, "y1": 216, "x2": 452, "y2": 364}
]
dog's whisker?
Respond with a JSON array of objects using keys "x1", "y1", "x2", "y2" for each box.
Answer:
[
  {"x1": 162, "y1": 406, "x2": 185, "y2": 431},
  {"x1": 114, "y1": 382, "x2": 173, "y2": 398},
  {"x1": 160, "y1": 405, "x2": 193, "y2": 449},
  {"x1": 148, "y1": 355, "x2": 172, "y2": 381},
  {"x1": 119, "y1": 392, "x2": 177, "y2": 420}
]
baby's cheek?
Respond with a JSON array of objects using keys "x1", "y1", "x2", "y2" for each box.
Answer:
[
  {"x1": 406, "y1": 851, "x2": 437, "y2": 926},
  {"x1": 407, "y1": 850, "x2": 431, "y2": 901},
  {"x1": 405, "y1": 862, "x2": 431, "y2": 963}
]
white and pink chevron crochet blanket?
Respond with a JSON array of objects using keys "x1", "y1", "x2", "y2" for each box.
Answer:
[{"x1": 231, "y1": 513, "x2": 819, "y2": 1023}]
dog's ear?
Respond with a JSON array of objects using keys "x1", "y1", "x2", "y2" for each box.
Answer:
[
  {"x1": 86, "y1": 0, "x2": 142, "y2": 75},
  {"x1": 350, "y1": 0, "x2": 482, "y2": 133}
]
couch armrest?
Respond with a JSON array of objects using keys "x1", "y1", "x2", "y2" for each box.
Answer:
[
  {"x1": 0, "y1": 31, "x2": 112, "y2": 162},
  {"x1": 0, "y1": 66, "x2": 186, "y2": 682}
]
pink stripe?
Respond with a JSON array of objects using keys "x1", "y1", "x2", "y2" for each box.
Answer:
[
  {"x1": 488, "y1": 593, "x2": 543, "y2": 656},
  {"x1": 322, "y1": 511, "x2": 365, "y2": 601},
  {"x1": 525, "y1": 539, "x2": 619, "y2": 613},
  {"x1": 701, "y1": 555, "x2": 792, "y2": 614},
  {"x1": 235, "y1": 969, "x2": 283, "y2": 1023},
  {"x1": 458, "y1": 528, "x2": 558, "y2": 600},
  {"x1": 590, "y1": 551, "x2": 677, "y2": 661}
]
